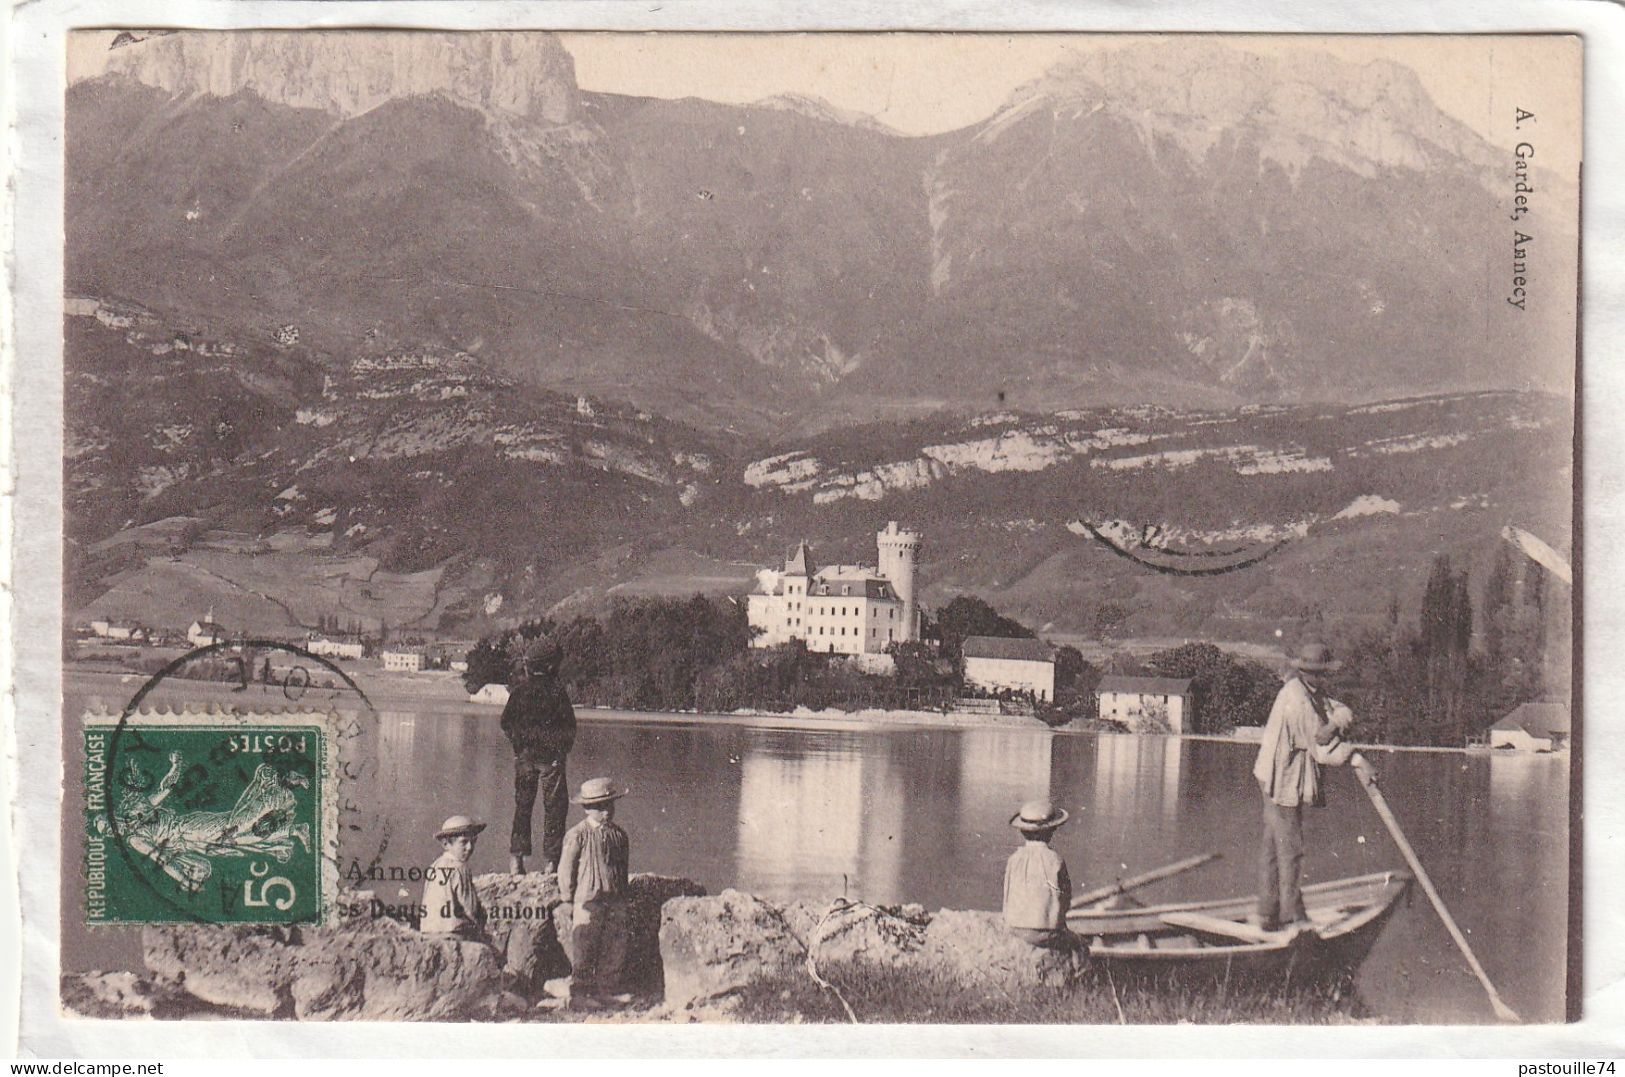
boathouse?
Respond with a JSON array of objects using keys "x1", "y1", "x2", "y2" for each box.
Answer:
[
  {"x1": 961, "y1": 636, "x2": 1057, "y2": 702},
  {"x1": 1095, "y1": 675, "x2": 1194, "y2": 734},
  {"x1": 1489, "y1": 702, "x2": 1570, "y2": 752}
]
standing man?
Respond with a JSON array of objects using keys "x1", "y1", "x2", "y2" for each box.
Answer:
[
  {"x1": 501, "y1": 638, "x2": 577, "y2": 875},
  {"x1": 1252, "y1": 639, "x2": 1366, "y2": 932}
]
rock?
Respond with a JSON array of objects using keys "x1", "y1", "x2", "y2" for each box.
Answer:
[
  {"x1": 59, "y1": 971, "x2": 181, "y2": 1018},
  {"x1": 551, "y1": 873, "x2": 708, "y2": 995},
  {"x1": 624, "y1": 873, "x2": 710, "y2": 991},
  {"x1": 143, "y1": 915, "x2": 504, "y2": 1020},
  {"x1": 782, "y1": 899, "x2": 928, "y2": 969},
  {"x1": 475, "y1": 871, "x2": 568, "y2": 997},
  {"x1": 919, "y1": 909, "x2": 1087, "y2": 990},
  {"x1": 659, "y1": 889, "x2": 806, "y2": 1009}
]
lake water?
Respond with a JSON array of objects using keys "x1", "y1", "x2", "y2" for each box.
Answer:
[{"x1": 61, "y1": 696, "x2": 1570, "y2": 1023}]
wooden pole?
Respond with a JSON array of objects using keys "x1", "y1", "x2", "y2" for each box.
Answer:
[
  {"x1": 1353, "y1": 755, "x2": 1521, "y2": 1022},
  {"x1": 1069, "y1": 852, "x2": 1222, "y2": 910}
]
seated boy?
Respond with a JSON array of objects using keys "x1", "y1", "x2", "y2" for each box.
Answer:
[
  {"x1": 558, "y1": 778, "x2": 631, "y2": 1006},
  {"x1": 420, "y1": 815, "x2": 488, "y2": 940},
  {"x1": 1003, "y1": 798, "x2": 1080, "y2": 950}
]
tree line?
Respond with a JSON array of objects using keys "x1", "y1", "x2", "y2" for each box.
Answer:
[{"x1": 460, "y1": 547, "x2": 1562, "y2": 744}]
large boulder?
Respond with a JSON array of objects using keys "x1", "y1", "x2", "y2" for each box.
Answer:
[
  {"x1": 475, "y1": 871, "x2": 568, "y2": 996},
  {"x1": 782, "y1": 899, "x2": 929, "y2": 969},
  {"x1": 659, "y1": 889, "x2": 806, "y2": 1009},
  {"x1": 143, "y1": 915, "x2": 504, "y2": 1020},
  {"x1": 919, "y1": 909, "x2": 1087, "y2": 990}
]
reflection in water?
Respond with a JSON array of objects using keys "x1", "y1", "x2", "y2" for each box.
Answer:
[
  {"x1": 735, "y1": 734, "x2": 905, "y2": 902},
  {"x1": 59, "y1": 698, "x2": 1570, "y2": 1022},
  {"x1": 1093, "y1": 734, "x2": 1185, "y2": 834},
  {"x1": 953, "y1": 728, "x2": 1055, "y2": 839}
]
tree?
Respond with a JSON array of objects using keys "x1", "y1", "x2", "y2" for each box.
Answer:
[
  {"x1": 1146, "y1": 641, "x2": 1281, "y2": 734},
  {"x1": 934, "y1": 595, "x2": 1033, "y2": 662},
  {"x1": 1093, "y1": 602, "x2": 1128, "y2": 640}
]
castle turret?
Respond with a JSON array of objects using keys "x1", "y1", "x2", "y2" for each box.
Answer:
[{"x1": 876, "y1": 521, "x2": 922, "y2": 641}]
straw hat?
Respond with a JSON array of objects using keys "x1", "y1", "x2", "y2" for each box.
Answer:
[
  {"x1": 435, "y1": 815, "x2": 487, "y2": 840},
  {"x1": 1009, "y1": 798, "x2": 1070, "y2": 833},
  {"x1": 572, "y1": 777, "x2": 629, "y2": 806},
  {"x1": 1288, "y1": 640, "x2": 1342, "y2": 673}
]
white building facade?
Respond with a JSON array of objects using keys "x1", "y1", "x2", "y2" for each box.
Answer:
[
  {"x1": 187, "y1": 610, "x2": 229, "y2": 648},
  {"x1": 381, "y1": 650, "x2": 425, "y2": 672},
  {"x1": 307, "y1": 635, "x2": 367, "y2": 659},
  {"x1": 1095, "y1": 675, "x2": 1193, "y2": 734},
  {"x1": 961, "y1": 636, "x2": 1057, "y2": 701},
  {"x1": 747, "y1": 522, "x2": 922, "y2": 655}
]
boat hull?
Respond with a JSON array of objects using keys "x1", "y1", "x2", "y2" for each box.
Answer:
[{"x1": 1069, "y1": 871, "x2": 1412, "y2": 988}]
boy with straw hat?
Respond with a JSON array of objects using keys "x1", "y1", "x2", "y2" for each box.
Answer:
[
  {"x1": 420, "y1": 815, "x2": 488, "y2": 940},
  {"x1": 557, "y1": 777, "x2": 632, "y2": 1006},
  {"x1": 1002, "y1": 797, "x2": 1079, "y2": 950}
]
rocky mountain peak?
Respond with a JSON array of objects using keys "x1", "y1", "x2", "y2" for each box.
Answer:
[
  {"x1": 99, "y1": 30, "x2": 579, "y2": 124},
  {"x1": 990, "y1": 40, "x2": 1496, "y2": 180}
]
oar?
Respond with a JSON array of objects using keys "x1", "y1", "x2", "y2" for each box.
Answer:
[
  {"x1": 1352, "y1": 754, "x2": 1521, "y2": 1022},
  {"x1": 1069, "y1": 852, "x2": 1222, "y2": 910}
]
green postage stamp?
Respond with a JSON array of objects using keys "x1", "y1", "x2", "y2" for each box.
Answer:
[{"x1": 83, "y1": 709, "x2": 339, "y2": 926}]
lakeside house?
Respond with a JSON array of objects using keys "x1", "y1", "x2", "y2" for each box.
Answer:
[
  {"x1": 307, "y1": 633, "x2": 367, "y2": 659},
  {"x1": 961, "y1": 636, "x2": 1056, "y2": 702},
  {"x1": 90, "y1": 618, "x2": 148, "y2": 642},
  {"x1": 1096, "y1": 675, "x2": 1194, "y2": 734},
  {"x1": 381, "y1": 648, "x2": 426, "y2": 673},
  {"x1": 470, "y1": 682, "x2": 510, "y2": 705},
  {"x1": 1489, "y1": 702, "x2": 1570, "y2": 752},
  {"x1": 746, "y1": 522, "x2": 922, "y2": 656}
]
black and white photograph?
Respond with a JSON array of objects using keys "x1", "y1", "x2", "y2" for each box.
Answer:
[{"x1": 28, "y1": 24, "x2": 1590, "y2": 1036}]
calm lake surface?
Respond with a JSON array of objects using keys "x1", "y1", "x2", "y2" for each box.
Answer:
[{"x1": 62, "y1": 692, "x2": 1570, "y2": 1022}]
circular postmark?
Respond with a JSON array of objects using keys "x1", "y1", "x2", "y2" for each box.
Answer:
[{"x1": 88, "y1": 640, "x2": 380, "y2": 927}]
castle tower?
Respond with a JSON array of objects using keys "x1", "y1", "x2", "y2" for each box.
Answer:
[{"x1": 876, "y1": 521, "x2": 922, "y2": 641}]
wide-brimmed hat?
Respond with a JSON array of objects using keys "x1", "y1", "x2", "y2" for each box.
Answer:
[
  {"x1": 435, "y1": 815, "x2": 487, "y2": 840},
  {"x1": 1288, "y1": 640, "x2": 1342, "y2": 673},
  {"x1": 517, "y1": 637, "x2": 563, "y2": 677},
  {"x1": 1009, "y1": 798, "x2": 1070, "y2": 833},
  {"x1": 572, "y1": 777, "x2": 629, "y2": 806}
]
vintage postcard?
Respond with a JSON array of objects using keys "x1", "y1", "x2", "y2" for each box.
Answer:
[{"x1": 11, "y1": 19, "x2": 1601, "y2": 1051}]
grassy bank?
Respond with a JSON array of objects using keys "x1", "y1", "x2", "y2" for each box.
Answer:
[{"x1": 726, "y1": 963, "x2": 1369, "y2": 1025}]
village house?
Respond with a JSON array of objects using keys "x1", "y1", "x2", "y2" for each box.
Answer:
[
  {"x1": 746, "y1": 522, "x2": 922, "y2": 656},
  {"x1": 1096, "y1": 675, "x2": 1194, "y2": 734},
  {"x1": 961, "y1": 636, "x2": 1057, "y2": 702},
  {"x1": 381, "y1": 648, "x2": 426, "y2": 673},
  {"x1": 187, "y1": 610, "x2": 230, "y2": 648},
  {"x1": 307, "y1": 633, "x2": 367, "y2": 660},
  {"x1": 90, "y1": 618, "x2": 147, "y2": 643},
  {"x1": 1489, "y1": 702, "x2": 1570, "y2": 752}
]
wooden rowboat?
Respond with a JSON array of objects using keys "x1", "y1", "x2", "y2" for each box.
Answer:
[{"x1": 1067, "y1": 871, "x2": 1412, "y2": 987}]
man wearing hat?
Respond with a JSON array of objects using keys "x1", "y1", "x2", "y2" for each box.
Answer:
[
  {"x1": 1252, "y1": 640, "x2": 1365, "y2": 932},
  {"x1": 558, "y1": 778, "x2": 632, "y2": 1005},
  {"x1": 1002, "y1": 798, "x2": 1078, "y2": 950},
  {"x1": 420, "y1": 815, "x2": 488, "y2": 940},
  {"x1": 500, "y1": 638, "x2": 577, "y2": 875}
]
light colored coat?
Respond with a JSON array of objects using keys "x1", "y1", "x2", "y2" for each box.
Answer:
[
  {"x1": 419, "y1": 851, "x2": 485, "y2": 938},
  {"x1": 1253, "y1": 676, "x2": 1351, "y2": 807},
  {"x1": 1002, "y1": 842, "x2": 1072, "y2": 931}
]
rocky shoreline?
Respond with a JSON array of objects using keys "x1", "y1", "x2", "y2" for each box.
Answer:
[{"x1": 63, "y1": 873, "x2": 1093, "y2": 1023}]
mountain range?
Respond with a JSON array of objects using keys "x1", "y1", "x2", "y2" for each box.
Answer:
[
  {"x1": 69, "y1": 32, "x2": 1574, "y2": 436},
  {"x1": 65, "y1": 32, "x2": 1576, "y2": 645}
]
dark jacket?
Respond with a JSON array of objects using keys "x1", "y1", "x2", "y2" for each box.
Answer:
[{"x1": 500, "y1": 675, "x2": 577, "y2": 763}]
